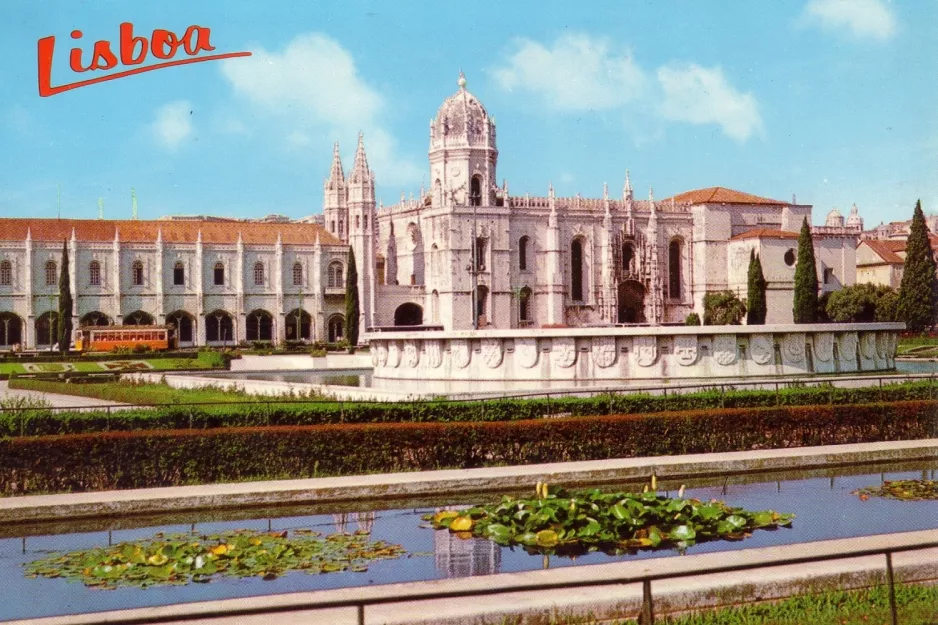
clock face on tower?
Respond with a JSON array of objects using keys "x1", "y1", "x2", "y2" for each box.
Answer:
[{"x1": 450, "y1": 166, "x2": 462, "y2": 179}]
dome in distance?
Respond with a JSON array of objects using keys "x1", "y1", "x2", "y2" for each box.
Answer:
[
  {"x1": 433, "y1": 71, "x2": 490, "y2": 138},
  {"x1": 825, "y1": 208, "x2": 844, "y2": 227},
  {"x1": 846, "y1": 204, "x2": 863, "y2": 228}
]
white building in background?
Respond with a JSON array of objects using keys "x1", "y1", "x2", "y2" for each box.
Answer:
[{"x1": 0, "y1": 72, "x2": 866, "y2": 349}]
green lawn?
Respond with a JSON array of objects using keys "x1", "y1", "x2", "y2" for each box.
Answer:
[
  {"x1": 496, "y1": 583, "x2": 938, "y2": 625},
  {"x1": 0, "y1": 353, "x2": 226, "y2": 376}
]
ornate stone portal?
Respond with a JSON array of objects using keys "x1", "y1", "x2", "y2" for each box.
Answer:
[{"x1": 367, "y1": 323, "x2": 902, "y2": 387}]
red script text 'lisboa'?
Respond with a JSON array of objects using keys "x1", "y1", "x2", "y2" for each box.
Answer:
[{"x1": 38, "y1": 22, "x2": 251, "y2": 97}]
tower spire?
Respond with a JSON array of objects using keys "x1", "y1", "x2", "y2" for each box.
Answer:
[
  {"x1": 622, "y1": 169, "x2": 633, "y2": 201},
  {"x1": 326, "y1": 141, "x2": 345, "y2": 188},
  {"x1": 349, "y1": 131, "x2": 371, "y2": 183}
]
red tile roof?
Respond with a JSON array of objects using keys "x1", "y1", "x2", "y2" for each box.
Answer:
[
  {"x1": 659, "y1": 187, "x2": 789, "y2": 206},
  {"x1": 730, "y1": 228, "x2": 800, "y2": 241},
  {"x1": 0, "y1": 218, "x2": 343, "y2": 245},
  {"x1": 860, "y1": 240, "x2": 904, "y2": 265}
]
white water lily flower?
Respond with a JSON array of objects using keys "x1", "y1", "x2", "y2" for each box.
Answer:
[{"x1": 195, "y1": 555, "x2": 205, "y2": 570}]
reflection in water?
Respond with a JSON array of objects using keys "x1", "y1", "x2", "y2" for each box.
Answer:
[{"x1": 434, "y1": 529, "x2": 501, "y2": 578}]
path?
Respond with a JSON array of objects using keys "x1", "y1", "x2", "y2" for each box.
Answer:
[{"x1": 0, "y1": 380, "x2": 128, "y2": 409}]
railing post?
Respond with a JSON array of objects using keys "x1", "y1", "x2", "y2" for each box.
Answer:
[
  {"x1": 641, "y1": 579, "x2": 655, "y2": 625},
  {"x1": 357, "y1": 604, "x2": 365, "y2": 625},
  {"x1": 885, "y1": 552, "x2": 898, "y2": 625}
]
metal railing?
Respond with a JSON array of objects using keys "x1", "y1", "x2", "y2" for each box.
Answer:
[{"x1": 24, "y1": 530, "x2": 938, "y2": 625}]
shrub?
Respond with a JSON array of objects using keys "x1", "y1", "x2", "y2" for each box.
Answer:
[
  {"x1": 685, "y1": 313, "x2": 701, "y2": 326},
  {"x1": 703, "y1": 291, "x2": 746, "y2": 325},
  {"x1": 1, "y1": 400, "x2": 934, "y2": 495}
]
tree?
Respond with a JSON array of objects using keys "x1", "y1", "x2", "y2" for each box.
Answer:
[
  {"x1": 344, "y1": 247, "x2": 360, "y2": 351},
  {"x1": 793, "y1": 217, "x2": 819, "y2": 323},
  {"x1": 826, "y1": 284, "x2": 897, "y2": 323},
  {"x1": 684, "y1": 312, "x2": 701, "y2": 326},
  {"x1": 703, "y1": 291, "x2": 747, "y2": 325},
  {"x1": 896, "y1": 200, "x2": 938, "y2": 332},
  {"x1": 58, "y1": 239, "x2": 72, "y2": 353},
  {"x1": 746, "y1": 249, "x2": 767, "y2": 325}
]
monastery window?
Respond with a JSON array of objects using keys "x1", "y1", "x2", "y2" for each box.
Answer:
[
  {"x1": 668, "y1": 239, "x2": 682, "y2": 300},
  {"x1": 823, "y1": 267, "x2": 834, "y2": 284},
  {"x1": 476, "y1": 285, "x2": 489, "y2": 325},
  {"x1": 469, "y1": 175, "x2": 482, "y2": 207},
  {"x1": 622, "y1": 243, "x2": 635, "y2": 274},
  {"x1": 356, "y1": 215, "x2": 361, "y2": 230},
  {"x1": 293, "y1": 262, "x2": 303, "y2": 286},
  {"x1": 173, "y1": 262, "x2": 185, "y2": 286},
  {"x1": 430, "y1": 244, "x2": 440, "y2": 277},
  {"x1": 571, "y1": 238, "x2": 585, "y2": 302},
  {"x1": 214, "y1": 262, "x2": 225, "y2": 286},
  {"x1": 519, "y1": 286, "x2": 532, "y2": 323},
  {"x1": 519, "y1": 236, "x2": 530, "y2": 271},
  {"x1": 45, "y1": 260, "x2": 57, "y2": 286},
  {"x1": 89, "y1": 261, "x2": 101, "y2": 286},
  {"x1": 0, "y1": 260, "x2": 10, "y2": 286},
  {"x1": 331, "y1": 220, "x2": 336, "y2": 233},
  {"x1": 475, "y1": 237, "x2": 487, "y2": 272},
  {"x1": 784, "y1": 249, "x2": 796, "y2": 267},
  {"x1": 434, "y1": 179, "x2": 442, "y2": 207},
  {"x1": 131, "y1": 261, "x2": 144, "y2": 286},
  {"x1": 431, "y1": 290, "x2": 440, "y2": 323},
  {"x1": 338, "y1": 220, "x2": 344, "y2": 237},
  {"x1": 328, "y1": 261, "x2": 344, "y2": 288},
  {"x1": 253, "y1": 261, "x2": 265, "y2": 286}
]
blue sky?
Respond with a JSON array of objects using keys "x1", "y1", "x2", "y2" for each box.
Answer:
[{"x1": 1, "y1": 0, "x2": 935, "y2": 229}]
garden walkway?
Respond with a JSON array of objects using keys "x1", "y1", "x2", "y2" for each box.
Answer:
[{"x1": 0, "y1": 380, "x2": 128, "y2": 409}]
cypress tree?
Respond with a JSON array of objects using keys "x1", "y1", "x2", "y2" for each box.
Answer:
[
  {"x1": 746, "y1": 249, "x2": 767, "y2": 325},
  {"x1": 344, "y1": 247, "x2": 360, "y2": 350},
  {"x1": 58, "y1": 239, "x2": 72, "y2": 353},
  {"x1": 896, "y1": 200, "x2": 938, "y2": 332},
  {"x1": 792, "y1": 217, "x2": 818, "y2": 323}
]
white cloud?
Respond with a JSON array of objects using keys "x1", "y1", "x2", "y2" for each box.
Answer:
[
  {"x1": 493, "y1": 33, "x2": 763, "y2": 143},
  {"x1": 152, "y1": 101, "x2": 194, "y2": 149},
  {"x1": 657, "y1": 65, "x2": 764, "y2": 142},
  {"x1": 803, "y1": 0, "x2": 897, "y2": 41},
  {"x1": 493, "y1": 34, "x2": 646, "y2": 111},
  {"x1": 220, "y1": 33, "x2": 420, "y2": 186}
]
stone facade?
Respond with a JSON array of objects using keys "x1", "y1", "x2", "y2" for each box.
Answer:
[{"x1": 0, "y1": 220, "x2": 350, "y2": 349}]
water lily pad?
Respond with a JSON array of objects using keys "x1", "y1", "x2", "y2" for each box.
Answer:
[{"x1": 853, "y1": 480, "x2": 938, "y2": 501}]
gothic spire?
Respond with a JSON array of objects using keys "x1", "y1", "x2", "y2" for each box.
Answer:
[
  {"x1": 349, "y1": 131, "x2": 371, "y2": 184},
  {"x1": 623, "y1": 169, "x2": 633, "y2": 201},
  {"x1": 326, "y1": 141, "x2": 345, "y2": 189}
]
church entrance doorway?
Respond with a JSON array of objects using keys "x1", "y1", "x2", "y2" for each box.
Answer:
[{"x1": 617, "y1": 280, "x2": 646, "y2": 323}]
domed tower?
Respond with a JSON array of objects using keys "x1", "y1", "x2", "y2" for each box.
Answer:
[
  {"x1": 825, "y1": 208, "x2": 844, "y2": 228},
  {"x1": 429, "y1": 71, "x2": 498, "y2": 208},
  {"x1": 846, "y1": 204, "x2": 864, "y2": 230}
]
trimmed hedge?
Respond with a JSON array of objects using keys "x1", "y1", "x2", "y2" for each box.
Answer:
[
  {"x1": 4, "y1": 378, "x2": 938, "y2": 437},
  {"x1": 2, "y1": 401, "x2": 936, "y2": 495}
]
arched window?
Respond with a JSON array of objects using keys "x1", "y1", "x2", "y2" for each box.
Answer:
[
  {"x1": 328, "y1": 314, "x2": 345, "y2": 343},
  {"x1": 213, "y1": 262, "x2": 225, "y2": 286},
  {"x1": 431, "y1": 290, "x2": 440, "y2": 323},
  {"x1": 246, "y1": 309, "x2": 273, "y2": 342},
  {"x1": 330, "y1": 220, "x2": 336, "y2": 233},
  {"x1": 475, "y1": 237, "x2": 486, "y2": 271},
  {"x1": 668, "y1": 239, "x2": 682, "y2": 300},
  {"x1": 293, "y1": 262, "x2": 303, "y2": 286},
  {"x1": 519, "y1": 286, "x2": 532, "y2": 323},
  {"x1": 89, "y1": 260, "x2": 101, "y2": 286},
  {"x1": 469, "y1": 175, "x2": 482, "y2": 207},
  {"x1": 622, "y1": 243, "x2": 635, "y2": 274},
  {"x1": 328, "y1": 261, "x2": 344, "y2": 288},
  {"x1": 519, "y1": 236, "x2": 529, "y2": 271},
  {"x1": 253, "y1": 261, "x2": 265, "y2": 286},
  {"x1": 571, "y1": 239, "x2": 584, "y2": 301},
  {"x1": 355, "y1": 215, "x2": 361, "y2": 230},
  {"x1": 45, "y1": 260, "x2": 57, "y2": 286},
  {"x1": 338, "y1": 220, "x2": 344, "y2": 237},
  {"x1": 132, "y1": 260, "x2": 144, "y2": 286},
  {"x1": 205, "y1": 310, "x2": 234, "y2": 343},
  {"x1": 173, "y1": 261, "x2": 185, "y2": 286},
  {"x1": 430, "y1": 244, "x2": 439, "y2": 277},
  {"x1": 0, "y1": 260, "x2": 12, "y2": 286},
  {"x1": 476, "y1": 285, "x2": 489, "y2": 325}
]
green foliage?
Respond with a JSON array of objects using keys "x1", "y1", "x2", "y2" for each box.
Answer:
[
  {"x1": 854, "y1": 479, "x2": 938, "y2": 501},
  {"x1": 793, "y1": 217, "x2": 819, "y2": 323},
  {"x1": 703, "y1": 291, "x2": 746, "y2": 325},
  {"x1": 897, "y1": 200, "x2": 938, "y2": 332},
  {"x1": 58, "y1": 240, "x2": 72, "y2": 353},
  {"x1": 25, "y1": 528, "x2": 404, "y2": 589},
  {"x1": 746, "y1": 250, "x2": 767, "y2": 325},
  {"x1": 426, "y1": 485, "x2": 793, "y2": 556},
  {"x1": 1, "y1": 400, "x2": 935, "y2": 494},
  {"x1": 345, "y1": 248, "x2": 360, "y2": 348},
  {"x1": 684, "y1": 312, "x2": 701, "y2": 326},
  {"x1": 825, "y1": 283, "x2": 897, "y2": 323}
]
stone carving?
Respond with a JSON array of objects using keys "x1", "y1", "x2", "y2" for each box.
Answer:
[
  {"x1": 674, "y1": 335, "x2": 698, "y2": 366},
  {"x1": 750, "y1": 334, "x2": 774, "y2": 365},
  {"x1": 552, "y1": 337, "x2": 577, "y2": 368},
  {"x1": 635, "y1": 336, "x2": 657, "y2": 367},
  {"x1": 516, "y1": 338, "x2": 539, "y2": 368},
  {"x1": 876, "y1": 333, "x2": 887, "y2": 359},
  {"x1": 839, "y1": 332, "x2": 858, "y2": 362},
  {"x1": 713, "y1": 335, "x2": 737, "y2": 366},
  {"x1": 886, "y1": 333, "x2": 897, "y2": 358},
  {"x1": 861, "y1": 333, "x2": 877, "y2": 359},
  {"x1": 425, "y1": 339, "x2": 443, "y2": 369},
  {"x1": 814, "y1": 332, "x2": 834, "y2": 362},
  {"x1": 376, "y1": 343, "x2": 388, "y2": 367},
  {"x1": 403, "y1": 340, "x2": 420, "y2": 368},
  {"x1": 451, "y1": 339, "x2": 470, "y2": 369},
  {"x1": 591, "y1": 336, "x2": 617, "y2": 368},
  {"x1": 783, "y1": 334, "x2": 806, "y2": 362},
  {"x1": 387, "y1": 341, "x2": 402, "y2": 368},
  {"x1": 371, "y1": 346, "x2": 379, "y2": 367},
  {"x1": 481, "y1": 338, "x2": 503, "y2": 369}
]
